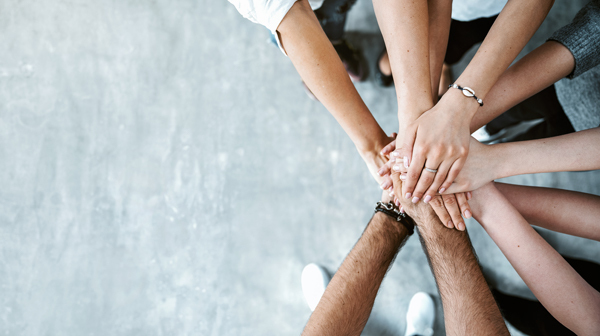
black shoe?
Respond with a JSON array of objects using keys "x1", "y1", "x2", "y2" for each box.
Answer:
[
  {"x1": 333, "y1": 39, "x2": 366, "y2": 82},
  {"x1": 375, "y1": 48, "x2": 393, "y2": 87}
]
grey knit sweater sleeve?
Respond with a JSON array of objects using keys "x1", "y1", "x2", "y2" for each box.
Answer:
[{"x1": 548, "y1": 0, "x2": 600, "y2": 79}]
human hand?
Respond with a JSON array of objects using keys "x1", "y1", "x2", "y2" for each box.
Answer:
[
  {"x1": 443, "y1": 138, "x2": 501, "y2": 194},
  {"x1": 395, "y1": 91, "x2": 476, "y2": 203},
  {"x1": 360, "y1": 133, "x2": 397, "y2": 187},
  {"x1": 391, "y1": 171, "x2": 472, "y2": 231}
]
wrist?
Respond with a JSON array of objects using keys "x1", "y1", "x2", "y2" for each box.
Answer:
[
  {"x1": 441, "y1": 86, "x2": 480, "y2": 118},
  {"x1": 371, "y1": 212, "x2": 410, "y2": 239},
  {"x1": 356, "y1": 131, "x2": 389, "y2": 156},
  {"x1": 489, "y1": 143, "x2": 513, "y2": 179}
]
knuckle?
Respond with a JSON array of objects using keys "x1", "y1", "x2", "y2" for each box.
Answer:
[
  {"x1": 442, "y1": 196, "x2": 457, "y2": 206},
  {"x1": 430, "y1": 197, "x2": 443, "y2": 208}
]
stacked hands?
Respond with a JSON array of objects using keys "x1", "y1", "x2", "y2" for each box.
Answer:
[{"x1": 375, "y1": 133, "x2": 501, "y2": 231}]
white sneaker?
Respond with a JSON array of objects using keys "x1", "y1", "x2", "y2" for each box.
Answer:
[
  {"x1": 404, "y1": 292, "x2": 435, "y2": 336},
  {"x1": 301, "y1": 263, "x2": 331, "y2": 311}
]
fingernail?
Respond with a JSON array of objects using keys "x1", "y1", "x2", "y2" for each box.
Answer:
[
  {"x1": 392, "y1": 151, "x2": 400, "y2": 157},
  {"x1": 380, "y1": 181, "x2": 390, "y2": 189},
  {"x1": 423, "y1": 195, "x2": 432, "y2": 203},
  {"x1": 400, "y1": 206, "x2": 404, "y2": 213},
  {"x1": 400, "y1": 174, "x2": 407, "y2": 181},
  {"x1": 390, "y1": 157, "x2": 396, "y2": 163},
  {"x1": 405, "y1": 193, "x2": 412, "y2": 199},
  {"x1": 393, "y1": 165, "x2": 402, "y2": 172},
  {"x1": 439, "y1": 187, "x2": 446, "y2": 194},
  {"x1": 389, "y1": 191, "x2": 394, "y2": 197},
  {"x1": 403, "y1": 156, "x2": 409, "y2": 168},
  {"x1": 459, "y1": 222, "x2": 465, "y2": 231},
  {"x1": 378, "y1": 168, "x2": 385, "y2": 176},
  {"x1": 464, "y1": 210, "x2": 472, "y2": 218},
  {"x1": 467, "y1": 191, "x2": 472, "y2": 200},
  {"x1": 411, "y1": 196, "x2": 419, "y2": 203},
  {"x1": 395, "y1": 199, "x2": 400, "y2": 207},
  {"x1": 447, "y1": 220, "x2": 454, "y2": 229}
]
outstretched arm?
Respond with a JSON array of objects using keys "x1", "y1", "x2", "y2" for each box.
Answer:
[
  {"x1": 469, "y1": 183, "x2": 600, "y2": 335},
  {"x1": 278, "y1": 0, "x2": 391, "y2": 183},
  {"x1": 302, "y1": 192, "x2": 410, "y2": 336},
  {"x1": 444, "y1": 128, "x2": 600, "y2": 194},
  {"x1": 391, "y1": 175, "x2": 509, "y2": 336},
  {"x1": 469, "y1": 41, "x2": 574, "y2": 132},
  {"x1": 495, "y1": 182, "x2": 600, "y2": 242}
]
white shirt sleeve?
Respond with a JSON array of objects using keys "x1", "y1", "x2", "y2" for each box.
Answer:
[
  {"x1": 228, "y1": 0, "x2": 299, "y2": 32},
  {"x1": 228, "y1": 0, "x2": 324, "y2": 54}
]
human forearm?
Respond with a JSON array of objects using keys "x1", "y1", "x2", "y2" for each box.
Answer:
[
  {"x1": 417, "y1": 217, "x2": 509, "y2": 336},
  {"x1": 457, "y1": 0, "x2": 554, "y2": 103},
  {"x1": 373, "y1": 0, "x2": 434, "y2": 120},
  {"x1": 302, "y1": 212, "x2": 409, "y2": 336},
  {"x1": 278, "y1": 0, "x2": 388, "y2": 153},
  {"x1": 470, "y1": 41, "x2": 574, "y2": 132},
  {"x1": 495, "y1": 182, "x2": 600, "y2": 241},
  {"x1": 427, "y1": 0, "x2": 452, "y2": 102},
  {"x1": 494, "y1": 128, "x2": 600, "y2": 177},
  {"x1": 470, "y1": 183, "x2": 600, "y2": 335}
]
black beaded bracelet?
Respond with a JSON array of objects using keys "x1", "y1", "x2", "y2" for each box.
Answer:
[
  {"x1": 374, "y1": 201, "x2": 415, "y2": 235},
  {"x1": 448, "y1": 84, "x2": 484, "y2": 106}
]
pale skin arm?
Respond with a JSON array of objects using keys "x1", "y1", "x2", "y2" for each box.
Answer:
[
  {"x1": 277, "y1": 0, "x2": 391, "y2": 183},
  {"x1": 391, "y1": 175, "x2": 509, "y2": 336},
  {"x1": 302, "y1": 192, "x2": 410, "y2": 336},
  {"x1": 495, "y1": 182, "x2": 600, "y2": 242},
  {"x1": 469, "y1": 183, "x2": 600, "y2": 335},
  {"x1": 399, "y1": 0, "x2": 555, "y2": 203},
  {"x1": 444, "y1": 128, "x2": 600, "y2": 194}
]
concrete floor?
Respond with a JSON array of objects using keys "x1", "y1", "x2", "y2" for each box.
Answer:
[{"x1": 0, "y1": 0, "x2": 598, "y2": 335}]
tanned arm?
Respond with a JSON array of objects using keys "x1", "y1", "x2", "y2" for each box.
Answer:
[
  {"x1": 391, "y1": 174, "x2": 509, "y2": 336},
  {"x1": 277, "y1": 0, "x2": 391, "y2": 183},
  {"x1": 302, "y1": 199, "x2": 410, "y2": 335}
]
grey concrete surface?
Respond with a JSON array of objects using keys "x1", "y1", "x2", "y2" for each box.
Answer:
[{"x1": 0, "y1": 0, "x2": 598, "y2": 335}]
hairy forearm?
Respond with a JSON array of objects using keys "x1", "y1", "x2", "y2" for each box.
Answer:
[
  {"x1": 491, "y1": 128, "x2": 600, "y2": 177},
  {"x1": 495, "y1": 182, "x2": 600, "y2": 241},
  {"x1": 302, "y1": 213, "x2": 409, "y2": 336},
  {"x1": 470, "y1": 41, "x2": 574, "y2": 132},
  {"x1": 457, "y1": 0, "x2": 554, "y2": 102},
  {"x1": 418, "y1": 216, "x2": 509, "y2": 336},
  {"x1": 373, "y1": 0, "x2": 434, "y2": 119},
  {"x1": 277, "y1": 0, "x2": 388, "y2": 153},
  {"x1": 471, "y1": 184, "x2": 600, "y2": 335}
]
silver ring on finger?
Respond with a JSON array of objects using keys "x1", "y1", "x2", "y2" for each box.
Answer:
[{"x1": 424, "y1": 167, "x2": 438, "y2": 173}]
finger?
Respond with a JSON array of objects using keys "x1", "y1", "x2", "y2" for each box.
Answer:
[
  {"x1": 438, "y1": 157, "x2": 466, "y2": 194},
  {"x1": 467, "y1": 191, "x2": 472, "y2": 200},
  {"x1": 411, "y1": 158, "x2": 442, "y2": 202},
  {"x1": 381, "y1": 140, "x2": 397, "y2": 156},
  {"x1": 442, "y1": 193, "x2": 463, "y2": 230},
  {"x1": 428, "y1": 196, "x2": 454, "y2": 229},
  {"x1": 380, "y1": 175, "x2": 393, "y2": 190},
  {"x1": 398, "y1": 126, "x2": 417, "y2": 170},
  {"x1": 390, "y1": 132, "x2": 397, "y2": 139},
  {"x1": 456, "y1": 192, "x2": 472, "y2": 220},
  {"x1": 378, "y1": 162, "x2": 392, "y2": 177},
  {"x1": 403, "y1": 145, "x2": 426, "y2": 201},
  {"x1": 423, "y1": 160, "x2": 453, "y2": 202}
]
